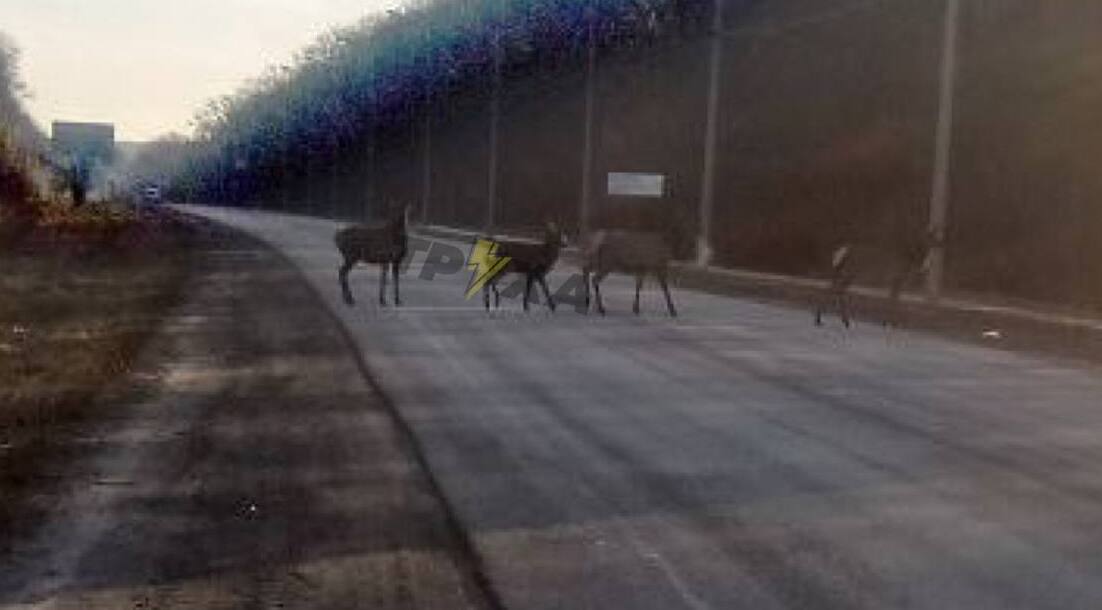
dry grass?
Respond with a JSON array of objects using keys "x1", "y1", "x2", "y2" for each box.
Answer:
[{"x1": 0, "y1": 205, "x2": 194, "y2": 540}]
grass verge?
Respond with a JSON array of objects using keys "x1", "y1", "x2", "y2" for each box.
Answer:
[{"x1": 0, "y1": 204, "x2": 195, "y2": 544}]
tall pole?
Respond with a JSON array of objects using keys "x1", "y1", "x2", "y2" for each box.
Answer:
[
  {"x1": 420, "y1": 24, "x2": 433, "y2": 226},
  {"x1": 696, "y1": 0, "x2": 724, "y2": 267},
  {"x1": 579, "y1": 5, "x2": 598, "y2": 237},
  {"x1": 421, "y1": 101, "x2": 432, "y2": 225},
  {"x1": 486, "y1": 12, "x2": 502, "y2": 234},
  {"x1": 279, "y1": 97, "x2": 289, "y2": 213},
  {"x1": 926, "y1": 0, "x2": 961, "y2": 300}
]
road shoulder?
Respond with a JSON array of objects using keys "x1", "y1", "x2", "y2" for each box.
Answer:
[{"x1": 1, "y1": 222, "x2": 490, "y2": 609}]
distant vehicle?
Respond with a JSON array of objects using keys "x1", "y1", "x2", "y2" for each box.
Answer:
[{"x1": 142, "y1": 185, "x2": 162, "y2": 204}]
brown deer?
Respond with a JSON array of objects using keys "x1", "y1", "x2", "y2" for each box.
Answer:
[
  {"x1": 483, "y1": 222, "x2": 566, "y2": 312},
  {"x1": 582, "y1": 229, "x2": 677, "y2": 317},
  {"x1": 335, "y1": 205, "x2": 408, "y2": 307},
  {"x1": 815, "y1": 229, "x2": 940, "y2": 328}
]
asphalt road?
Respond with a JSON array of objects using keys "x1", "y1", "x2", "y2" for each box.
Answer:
[{"x1": 182, "y1": 205, "x2": 1102, "y2": 609}]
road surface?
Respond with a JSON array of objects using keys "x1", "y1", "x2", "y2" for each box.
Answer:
[
  {"x1": 12, "y1": 203, "x2": 1102, "y2": 609},
  {"x1": 178, "y1": 205, "x2": 1102, "y2": 609}
]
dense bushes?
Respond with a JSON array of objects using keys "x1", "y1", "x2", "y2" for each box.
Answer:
[{"x1": 0, "y1": 35, "x2": 48, "y2": 243}]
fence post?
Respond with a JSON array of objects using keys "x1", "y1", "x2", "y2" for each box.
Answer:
[
  {"x1": 579, "y1": 4, "x2": 598, "y2": 237},
  {"x1": 696, "y1": 0, "x2": 724, "y2": 267},
  {"x1": 926, "y1": 0, "x2": 961, "y2": 300}
]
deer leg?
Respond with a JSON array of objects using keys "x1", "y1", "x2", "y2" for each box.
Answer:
[
  {"x1": 815, "y1": 276, "x2": 835, "y2": 326},
  {"x1": 538, "y1": 275, "x2": 556, "y2": 312},
  {"x1": 658, "y1": 273, "x2": 677, "y2": 317},
  {"x1": 816, "y1": 282, "x2": 839, "y2": 327},
  {"x1": 837, "y1": 288, "x2": 852, "y2": 328},
  {"x1": 594, "y1": 273, "x2": 607, "y2": 315},
  {"x1": 339, "y1": 259, "x2": 356, "y2": 306},
  {"x1": 633, "y1": 275, "x2": 643, "y2": 315},
  {"x1": 493, "y1": 282, "x2": 501, "y2": 309},
  {"x1": 523, "y1": 275, "x2": 533, "y2": 312},
  {"x1": 582, "y1": 270, "x2": 591, "y2": 312},
  {"x1": 830, "y1": 268, "x2": 855, "y2": 328},
  {"x1": 392, "y1": 261, "x2": 401, "y2": 307},
  {"x1": 886, "y1": 267, "x2": 913, "y2": 327},
  {"x1": 484, "y1": 282, "x2": 492, "y2": 311},
  {"x1": 378, "y1": 263, "x2": 388, "y2": 307},
  {"x1": 814, "y1": 289, "x2": 825, "y2": 326}
]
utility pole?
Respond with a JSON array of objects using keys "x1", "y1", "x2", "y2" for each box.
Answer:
[
  {"x1": 486, "y1": 9, "x2": 503, "y2": 234},
  {"x1": 280, "y1": 111, "x2": 289, "y2": 213},
  {"x1": 696, "y1": 0, "x2": 724, "y2": 267},
  {"x1": 419, "y1": 23, "x2": 433, "y2": 226},
  {"x1": 926, "y1": 0, "x2": 961, "y2": 300},
  {"x1": 421, "y1": 100, "x2": 433, "y2": 225},
  {"x1": 579, "y1": 4, "x2": 598, "y2": 237}
]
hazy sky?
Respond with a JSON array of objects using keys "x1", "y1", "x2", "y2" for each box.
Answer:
[{"x1": 0, "y1": 0, "x2": 399, "y2": 141}]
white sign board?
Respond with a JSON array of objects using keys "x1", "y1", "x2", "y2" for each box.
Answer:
[{"x1": 607, "y1": 172, "x2": 665, "y2": 197}]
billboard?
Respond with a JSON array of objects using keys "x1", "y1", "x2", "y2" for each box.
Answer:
[{"x1": 51, "y1": 121, "x2": 115, "y2": 163}]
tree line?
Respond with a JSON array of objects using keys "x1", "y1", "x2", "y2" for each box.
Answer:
[
  {"x1": 0, "y1": 34, "x2": 48, "y2": 216},
  {"x1": 168, "y1": 0, "x2": 705, "y2": 205},
  {"x1": 164, "y1": 0, "x2": 1102, "y2": 312}
]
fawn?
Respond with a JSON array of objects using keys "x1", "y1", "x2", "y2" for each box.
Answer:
[{"x1": 483, "y1": 222, "x2": 566, "y2": 312}]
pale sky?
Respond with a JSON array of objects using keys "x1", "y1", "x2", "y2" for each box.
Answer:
[{"x1": 0, "y1": 0, "x2": 400, "y2": 141}]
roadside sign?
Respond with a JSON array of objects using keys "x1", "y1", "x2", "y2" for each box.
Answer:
[{"x1": 607, "y1": 172, "x2": 665, "y2": 198}]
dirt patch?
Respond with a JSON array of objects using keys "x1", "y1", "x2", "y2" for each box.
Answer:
[
  {"x1": 1, "y1": 219, "x2": 491, "y2": 609},
  {"x1": 0, "y1": 207, "x2": 197, "y2": 545}
]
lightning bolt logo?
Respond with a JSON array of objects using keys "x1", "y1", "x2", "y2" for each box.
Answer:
[{"x1": 465, "y1": 238, "x2": 511, "y2": 299}]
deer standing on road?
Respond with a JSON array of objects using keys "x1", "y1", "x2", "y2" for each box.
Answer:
[
  {"x1": 815, "y1": 229, "x2": 940, "y2": 328},
  {"x1": 582, "y1": 229, "x2": 677, "y2": 317},
  {"x1": 484, "y1": 222, "x2": 566, "y2": 312},
  {"x1": 335, "y1": 205, "x2": 408, "y2": 307}
]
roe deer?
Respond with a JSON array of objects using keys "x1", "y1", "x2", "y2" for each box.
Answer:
[
  {"x1": 484, "y1": 222, "x2": 566, "y2": 312},
  {"x1": 336, "y1": 205, "x2": 408, "y2": 307},
  {"x1": 814, "y1": 229, "x2": 939, "y2": 328},
  {"x1": 582, "y1": 229, "x2": 677, "y2": 317}
]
